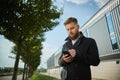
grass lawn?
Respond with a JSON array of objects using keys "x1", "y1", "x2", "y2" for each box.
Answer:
[
  {"x1": 0, "y1": 73, "x2": 12, "y2": 77},
  {"x1": 30, "y1": 71, "x2": 106, "y2": 80},
  {"x1": 30, "y1": 71, "x2": 60, "y2": 80}
]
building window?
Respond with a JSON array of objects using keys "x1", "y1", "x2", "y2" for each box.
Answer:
[
  {"x1": 85, "y1": 29, "x2": 90, "y2": 37},
  {"x1": 105, "y1": 12, "x2": 118, "y2": 50}
]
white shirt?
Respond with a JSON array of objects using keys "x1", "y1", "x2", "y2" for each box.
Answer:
[{"x1": 72, "y1": 35, "x2": 80, "y2": 45}]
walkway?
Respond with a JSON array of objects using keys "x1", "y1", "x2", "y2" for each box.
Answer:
[{"x1": 0, "y1": 75, "x2": 22, "y2": 80}]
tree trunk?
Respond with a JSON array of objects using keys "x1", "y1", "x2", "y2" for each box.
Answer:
[
  {"x1": 28, "y1": 68, "x2": 33, "y2": 78},
  {"x1": 12, "y1": 41, "x2": 21, "y2": 80},
  {"x1": 25, "y1": 65, "x2": 28, "y2": 80},
  {"x1": 22, "y1": 63, "x2": 26, "y2": 80}
]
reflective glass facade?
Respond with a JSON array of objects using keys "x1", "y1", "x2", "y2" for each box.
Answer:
[
  {"x1": 85, "y1": 29, "x2": 90, "y2": 37},
  {"x1": 105, "y1": 12, "x2": 119, "y2": 50}
]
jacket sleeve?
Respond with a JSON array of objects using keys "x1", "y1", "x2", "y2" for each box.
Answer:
[
  {"x1": 58, "y1": 44, "x2": 68, "y2": 67},
  {"x1": 75, "y1": 39, "x2": 100, "y2": 66}
]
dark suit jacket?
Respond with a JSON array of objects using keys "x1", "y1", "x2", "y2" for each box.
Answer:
[{"x1": 58, "y1": 32, "x2": 100, "y2": 80}]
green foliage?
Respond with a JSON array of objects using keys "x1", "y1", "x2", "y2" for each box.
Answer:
[
  {"x1": 11, "y1": 37, "x2": 43, "y2": 78},
  {"x1": 30, "y1": 71, "x2": 59, "y2": 80},
  {"x1": 21, "y1": 37, "x2": 43, "y2": 71},
  {"x1": 0, "y1": 0, "x2": 62, "y2": 79}
]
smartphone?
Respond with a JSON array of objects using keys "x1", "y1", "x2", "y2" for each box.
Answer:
[{"x1": 62, "y1": 51, "x2": 71, "y2": 57}]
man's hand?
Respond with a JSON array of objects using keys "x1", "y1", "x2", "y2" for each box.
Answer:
[
  {"x1": 62, "y1": 54, "x2": 73, "y2": 63},
  {"x1": 62, "y1": 49, "x2": 76, "y2": 63},
  {"x1": 68, "y1": 49, "x2": 76, "y2": 58}
]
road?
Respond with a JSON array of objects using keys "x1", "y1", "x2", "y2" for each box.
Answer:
[{"x1": 0, "y1": 75, "x2": 22, "y2": 80}]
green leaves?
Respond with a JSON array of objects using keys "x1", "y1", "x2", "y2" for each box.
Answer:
[{"x1": 0, "y1": 0, "x2": 62, "y2": 79}]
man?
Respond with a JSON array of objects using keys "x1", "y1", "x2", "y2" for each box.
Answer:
[{"x1": 58, "y1": 17, "x2": 100, "y2": 80}]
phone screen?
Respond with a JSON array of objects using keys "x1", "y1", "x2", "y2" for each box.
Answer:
[{"x1": 63, "y1": 51, "x2": 71, "y2": 57}]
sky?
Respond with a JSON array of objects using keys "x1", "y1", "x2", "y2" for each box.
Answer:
[{"x1": 0, "y1": 0, "x2": 109, "y2": 68}]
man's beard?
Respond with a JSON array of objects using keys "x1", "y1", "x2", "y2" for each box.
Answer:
[{"x1": 69, "y1": 32, "x2": 79, "y2": 40}]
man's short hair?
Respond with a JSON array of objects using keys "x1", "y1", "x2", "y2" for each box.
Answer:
[{"x1": 64, "y1": 17, "x2": 78, "y2": 25}]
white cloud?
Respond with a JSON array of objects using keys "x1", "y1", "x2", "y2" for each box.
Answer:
[
  {"x1": 65, "y1": 0, "x2": 109, "y2": 7},
  {"x1": 94, "y1": 0, "x2": 109, "y2": 8},
  {"x1": 53, "y1": 0, "x2": 64, "y2": 3},
  {"x1": 54, "y1": 0, "x2": 109, "y2": 8},
  {"x1": 53, "y1": 0, "x2": 64, "y2": 10},
  {"x1": 66, "y1": 0, "x2": 89, "y2": 4}
]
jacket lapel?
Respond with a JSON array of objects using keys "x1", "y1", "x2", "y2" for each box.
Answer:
[{"x1": 73, "y1": 35, "x2": 84, "y2": 49}]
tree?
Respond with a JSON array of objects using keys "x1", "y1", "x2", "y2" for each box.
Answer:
[
  {"x1": 0, "y1": 0, "x2": 62, "y2": 80},
  {"x1": 11, "y1": 37, "x2": 43, "y2": 80}
]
